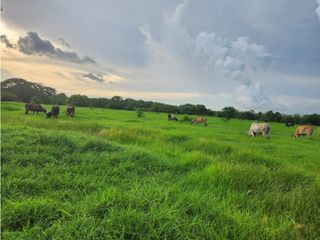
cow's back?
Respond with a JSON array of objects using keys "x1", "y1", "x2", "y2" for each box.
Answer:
[{"x1": 295, "y1": 125, "x2": 313, "y2": 137}]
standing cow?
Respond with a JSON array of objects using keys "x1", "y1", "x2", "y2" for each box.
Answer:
[
  {"x1": 293, "y1": 125, "x2": 313, "y2": 138},
  {"x1": 248, "y1": 122, "x2": 270, "y2": 139},
  {"x1": 168, "y1": 113, "x2": 178, "y2": 121},
  {"x1": 46, "y1": 105, "x2": 60, "y2": 118},
  {"x1": 66, "y1": 106, "x2": 75, "y2": 117},
  {"x1": 25, "y1": 103, "x2": 47, "y2": 114},
  {"x1": 191, "y1": 117, "x2": 208, "y2": 126}
]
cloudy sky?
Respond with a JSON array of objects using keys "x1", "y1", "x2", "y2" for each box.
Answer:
[{"x1": 1, "y1": 0, "x2": 320, "y2": 113}]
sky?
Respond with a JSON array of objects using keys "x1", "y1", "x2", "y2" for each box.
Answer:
[{"x1": 1, "y1": 0, "x2": 320, "y2": 114}]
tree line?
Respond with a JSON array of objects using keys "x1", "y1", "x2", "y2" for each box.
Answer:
[{"x1": 2, "y1": 78, "x2": 320, "y2": 125}]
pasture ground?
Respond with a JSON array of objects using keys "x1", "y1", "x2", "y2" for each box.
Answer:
[{"x1": 1, "y1": 102, "x2": 320, "y2": 239}]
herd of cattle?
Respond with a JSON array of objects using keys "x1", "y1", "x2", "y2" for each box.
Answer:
[
  {"x1": 25, "y1": 103, "x2": 75, "y2": 118},
  {"x1": 24, "y1": 104, "x2": 319, "y2": 138}
]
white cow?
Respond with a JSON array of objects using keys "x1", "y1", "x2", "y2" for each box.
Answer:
[{"x1": 248, "y1": 122, "x2": 270, "y2": 139}]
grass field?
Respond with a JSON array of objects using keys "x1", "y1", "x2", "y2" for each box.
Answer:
[{"x1": 1, "y1": 101, "x2": 320, "y2": 239}]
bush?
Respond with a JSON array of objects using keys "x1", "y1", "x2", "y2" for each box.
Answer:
[
  {"x1": 180, "y1": 115, "x2": 192, "y2": 122},
  {"x1": 136, "y1": 109, "x2": 144, "y2": 117},
  {"x1": 1, "y1": 91, "x2": 19, "y2": 101},
  {"x1": 30, "y1": 96, "x2": 43, "y2": 104}
]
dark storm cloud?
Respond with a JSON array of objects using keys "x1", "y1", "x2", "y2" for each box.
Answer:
[
  {"x1": 17, "y1": 32, "x2": 96, "y2": 64},
  {"x1": 1, "y1": 34, "x2": 15, "y2": 48},
  {"x1": 83, "y1": 73, "x2": 104, "y2": 83}
]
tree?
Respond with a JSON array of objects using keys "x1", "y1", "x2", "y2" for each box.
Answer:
[
  {"x1": 221, "y1": 107, "x2": 238, "y2": 120},
  {"x1": 30, "y1": 95, "x2": 43, "y2": 104},
  {"x1": 1, "y1": 78, "x2": 56, "y2": 103},
  {"x1": 68, "y1": 94, "x2": 89, "y2": 107},
  {"x1": 50, "y1": 93, "x2": 67, "y2": 105},
  {"x1": 1, "y1": 91, "x2": 19, "y2": 101}
]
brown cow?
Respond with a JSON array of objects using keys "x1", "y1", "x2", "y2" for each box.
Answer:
[
  {"x1": 25, "y1": 103, "x2": 47, "y2": 114},
  {"x1": 318, "y1": 127, "x2": 320, "y2": 137},
  {"x1": 191, "y1": 117, "x2": 207, "y2": 126},
  {"x1": 293, "y1": 125, "x2": 313, "y2": 138}
]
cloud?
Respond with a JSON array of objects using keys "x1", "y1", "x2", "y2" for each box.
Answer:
[
  {"x1": 140, "y1": 0, "x2": 274, "y2": 110},
  {"x1": 316, "y1": 0, "x2": 320, "y2": 20},
  {"x1": 83, "y1": 73, "x2": 104, "y2": 83},
  {"x1": 1, "y1": 34, "x2": 15, "y2": 48},
  {"x1": 58, "y1": 37, "x2": 71, "y2": 48},
  {"x1": 17, "y1": 32, "x2": 96, "y2": 64},
  {"x1": 235, "y1": 83, "x2": 270, "y2": 109},
  {"x1": 273, "y1": 95, "x2": 320, "y2": 114}
]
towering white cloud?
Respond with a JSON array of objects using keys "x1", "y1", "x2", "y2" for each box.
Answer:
[
  {"x1": 316, "y1": 0, "x2": 320, "y2": 20},
  {"x1": 140, "y1": 0, "x2": 274, "y2": 110}
]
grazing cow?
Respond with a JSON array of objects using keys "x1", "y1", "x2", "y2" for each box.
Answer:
[
  {"x1": 191, "y1": 117, "x2": 208, "y2": 126},
  {"x1": 46, "y1": 105, "x2": 60, "y2": 118},
  {"x1": 293, "y1": 125, "x2": 313, "y2": 138},
  {"x1": 66, "y1": 106, "x2": 75, "y2": 117},
  {"x1": 248, "y1": 122, "x2": 270, "y2": 139},
  {"x1": 285, "y1": 122, "x2": 294, "y2": 127},
  {"x1": 168, "y1": 113, "x2": 178, "y2": 121},
  {"x1": 25, "y1": 103, "x2": 47, "y2": 114}
]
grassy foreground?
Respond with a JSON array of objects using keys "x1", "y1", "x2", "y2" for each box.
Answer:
[{"x1": 1, "y1": 102, "x2": 320, "y2": 239}]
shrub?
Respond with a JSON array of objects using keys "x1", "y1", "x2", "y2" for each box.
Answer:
[
  {"x1": 136, "y1": 109, "x2": 144, "y2": 117},
  {"x1": 180, "y1": 115, "x2": 192, "y2": 122}
]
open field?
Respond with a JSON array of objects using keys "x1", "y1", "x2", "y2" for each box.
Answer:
[{"x1": 1, "y1": 102, "x2": 320, "y2": 239}]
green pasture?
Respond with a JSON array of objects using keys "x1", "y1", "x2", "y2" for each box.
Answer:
[{"x1": 1, "y1": 102, "x2": 319, "y2": 239}]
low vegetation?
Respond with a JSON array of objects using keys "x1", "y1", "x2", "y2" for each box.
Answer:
[{"x1": 1, "y1": 102, "x2": 320, "y2": 239}]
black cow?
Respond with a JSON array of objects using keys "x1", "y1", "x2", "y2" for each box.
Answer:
[
  {"x1": 46, "y1": 105, "x2": 60, "y2": 118},
  {"x1": 25, "y1": 103, "x2": 47, "y2": 114},
  {"x1": 168, "y1": 113, "x2": 178, "y2": 121},
  {"x1": 66, "y1": 106, "x2": 75, "y2": 117},
  {"x1": 285, "y1": 122, "x2": 294, "y2": 127}
]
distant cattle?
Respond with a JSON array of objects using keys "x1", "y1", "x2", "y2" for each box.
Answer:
[
  {"x1": 191, "y1": 117, "x2": 207, "y2": 126},
  {"x1": 66, "y1": 106, "x2": 75, "y2": 117},
  {"x1": 285, "y1": 122, "x2": 294, "y2": 127},
  {"x1": 168, "y1": 113, "x2": 178, "y2": 121},
  {"x1": 293, "y1": 125, "x2": 313, "y2": 138},
  {"x1": 248, "y1": 122, "x2": 270, "y2": 139},
  {"x1": 25, "y1": 103, "x2": 47, "y2": 114},
  {"x1": 46, "y1": 105, "x2": 60, "y2": 118}
]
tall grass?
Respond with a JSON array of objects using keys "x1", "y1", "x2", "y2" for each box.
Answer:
[{"x1": 1, "y1": 102, "x2": 320, "y2": 239}]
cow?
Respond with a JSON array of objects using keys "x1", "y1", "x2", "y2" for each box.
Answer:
[
  {"x1": 285, "y1": 122, "x2": 294, "y2": 127},
  {"x1": 248, "y1": 122, "x2": 270, "y2": 139},
  {"x1": 318, "y1": 127, "x2": 320, "y2": 137},
  {"x1": 168, "y1": 113, "x2": 178, "y2": 121},
  {"x1": 46, "y1": 105, "x2": 60, "y2": 118},
  {"x1": 25, "y1": 103, "x2": 47, "y2": 114},
  {"x1": 191, "y1": 117, "x2": 208, "y2": 126},
  {"x1": 66, "y1": 106, "x2": 75, "y2": 117},
  {"x1": 293, "y1": 125, "x2": 313, "y2": 138}
]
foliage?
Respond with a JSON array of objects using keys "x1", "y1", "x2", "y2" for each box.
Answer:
[
  {"x1": 68, "y1": 94, "x2": 89, "y2": 107},
  {"x1": 180, "y1": 115, "x2": 192, "y2": 122},
  {"x1": 136, "y1": 108, "x2": 144, "y2": 117},
  {"x1": 1, "y1": 91, "x2": 19, "y2": 101},
  {"x1": 1, "y1": 78, "x2": 57, "y2": 104}
]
